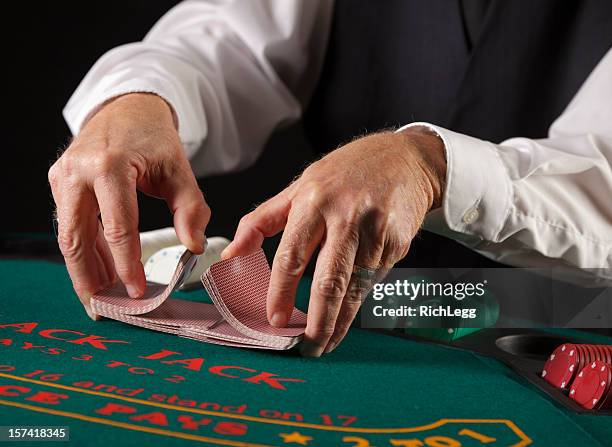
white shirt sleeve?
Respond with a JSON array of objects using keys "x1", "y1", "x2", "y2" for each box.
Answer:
[
  {"x1": 401, "y1": 48, "x2": 612, "y2": 276},
  {"x1": 63, "y1": 0, "x2": 332, "y2": 177}
]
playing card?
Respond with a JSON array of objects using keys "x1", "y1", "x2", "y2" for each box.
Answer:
[
  {"x1": 90, "y1": 249, "x2": 306, "y2": 350},
  {"x1": 203, "y1": 250, "x2": 307, "y2": 348}
]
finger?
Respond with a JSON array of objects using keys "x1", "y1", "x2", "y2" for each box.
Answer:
[
  {"x1": 301, "y1": 223, "x2": 358, "y2": 357},
  {"x1": 266, "y1": 204, "x2": 325, "y2": 328},
  {"x1": 324, "y1": 232, "x2": 385, "y2": 354},
  {"x1": 93, "y1": 170, "x2": 145, "y2": 298},
  {"x1": 87, "y1": 233, "x2": 109, "y2": 322},
  {"x1": 92, "y1": 242, "x2": 110, "y2": 287},
  {"x1": 160, "y1": 169, "x2": 210, "y2": 254},
  {"x1": 95, "y1": 221, "x2": 117, "y2": 285},
  {"x1": 380, "y1": 235, "x2": 411, "y2": 270},
  {"x1": 54, "y1": 181, "x2": 107, "y2": 318},
  {"x1": 221, "y1": 190, "x2": 292, "y2": 260}
]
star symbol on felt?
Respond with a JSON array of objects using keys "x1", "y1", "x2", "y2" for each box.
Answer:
[{"x1": 279, "y1": 431, "x2": 313, "y2": 445}]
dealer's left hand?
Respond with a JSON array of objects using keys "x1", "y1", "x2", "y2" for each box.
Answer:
[{"x1": 222, "y1": 127, "x2": 447, "y2": 356}]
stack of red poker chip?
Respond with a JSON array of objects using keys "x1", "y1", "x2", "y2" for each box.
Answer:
[
  {"x1": 541, "y1": 343, "x2": 612, "y2": 410},
  {"x1": 542, "y1": 343, "x2": 612, "y2": 389},
  {"x1": 569, "y1": 361, "x2": 612, "y2": 410}
]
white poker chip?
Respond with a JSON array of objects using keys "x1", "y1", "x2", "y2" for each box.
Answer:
[
  {"x1": 140, "y1": 227, "x2": 181, "y2": 263},
  {"x1": 144, "y1": 237, "x2": 231, "y2": 289}
]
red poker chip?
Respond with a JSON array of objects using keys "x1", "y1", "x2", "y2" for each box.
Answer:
[
  {"x1": 542, "y1": 344, "x2": 580, "y2": 389},
  {"x1": 598, "y1": 364, "x2": 612, "y2": 410},
  {"x1": 585, "y1": 344, "x2": 597, "y2": 364},
  {"x1": 569, "y1": 361, "x2": 611, "y2": 410},
  {"x1": 599, "y1": 380, "x2": 612, "y2": 410},
  {"x1": 588, "y1": 344, "x2": 599, "y2": 361},
  {"x1": 583, "y1": 344, "x2": 612, "y2": 365},
  {"x1": 600, "y1": 345, "x2": 612, "y2": 365},
  {"x1": 576, "y1": 345, "x2": 587, "y2": 375},
  {"x1": 593, "y1": 345, "x2": 607, "y2": 364}
]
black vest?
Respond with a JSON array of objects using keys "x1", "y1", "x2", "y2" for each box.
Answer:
[{"x1": 303, "y1": 0, "x2": 612, "y2": 267}]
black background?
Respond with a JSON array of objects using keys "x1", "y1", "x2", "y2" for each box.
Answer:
[{"x1": 1, "y1": 1, "x2": 313, "y2": 239}]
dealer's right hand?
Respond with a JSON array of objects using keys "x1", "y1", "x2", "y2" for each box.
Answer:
[{"x1": 48, "y1": 93, "x2": 210, "y2": 319}]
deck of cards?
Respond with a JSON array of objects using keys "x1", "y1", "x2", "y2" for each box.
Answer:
[{"x1": 90, "y1": 249, "x2": 307, "y2": 350}]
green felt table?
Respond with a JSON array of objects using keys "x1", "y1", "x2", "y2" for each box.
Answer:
[{"x1": 0, "y1": 259, "x2": 610, "y2": 447}]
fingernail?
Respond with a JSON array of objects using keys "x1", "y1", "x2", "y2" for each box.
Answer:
[
  {"x1": 300, "y1": 341, "x2": 324, "y2": 358},
  {"x1": 324, "y1": 341, "x2": 337, "y2": 354},
  {"x1": 126, "y1": 283, "x2": 141, "y2": 298},
  {"x1": 270, "y1": 312, "x2": 287, "y2": 327}
]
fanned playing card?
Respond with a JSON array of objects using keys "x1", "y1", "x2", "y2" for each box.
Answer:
[{"x1": 90, "y1": 249, "x2": 306, "y2": 350}]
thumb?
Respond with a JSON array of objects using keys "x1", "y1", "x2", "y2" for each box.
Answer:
[
  {"x1": 161, "y1": 173, "x2": 210, "y2": 254},
  {"x1": 221, "y1": 191, "x2": 291, "y2": 260}
]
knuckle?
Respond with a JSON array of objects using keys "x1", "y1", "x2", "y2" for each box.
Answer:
[
  {"x1": 47, "y1": 163, "x2": 60, "y2": 186},
  {"x1": 299, "y1": 181, "x2": 326, "y2": 208},
  {"x1": 311, "y1": 325, "x2": 336, "y2": 340},
  {"x1": 238, "y1": 212, "x2": 254, "y2": 228},
  {"x1": 59, "y1": 152, "x2": 81, "y2": 177},
  {"x1": 55, "y1": 150, "x2": 88, "y2": 178},
  {"x1": 200, "y1": 203, "x2": 212, "y2": 225},
  {"x1": 345, "y1": 287, "x2": 367, "y2": 306},
  {"x1": 387, "y1": 234, "x2": 410, "y2": 262},
  {"x1": 300, "y1": 163, "x2": 318, "y2": 179},
  {"x1": 341, "y1": 204, "x2": 363, "y2": 224},
  {"x1": 316, "y1": 274, "x2": 348, "y2": 302},
  {"x1": 103, "y1": 225, "x2": 135, "y2": 248},
  {"x1": 58, "y1": 231, "x2": 83, "y2": 260},
  {"x1": 201, "y1": 199, "x2": 211, "y2": 217},
  {"x1": 91, "y1": 151, "x2": 123, "y2": 175},
  {"x1": 275, "y1": 249, "x2": 305, "y2": 277},
  {"x1": 365, "y1": 206, "x2": 390, "y2": 232}
]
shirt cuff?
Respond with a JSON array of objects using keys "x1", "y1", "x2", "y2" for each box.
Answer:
[
  {"x1": 398, "y1": 122, "x2": 512, "y2": 242},
  {"x1": 62, "y1": 76, "x2": 200, "y2": 159}
]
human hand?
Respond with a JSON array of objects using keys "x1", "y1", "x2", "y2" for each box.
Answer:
[
  {"x1": 222, "y1": 127, "x2": 446, "y2": 356},
  {"x1": 49, "y1": 93, "x2": 210, "y2": 319}
]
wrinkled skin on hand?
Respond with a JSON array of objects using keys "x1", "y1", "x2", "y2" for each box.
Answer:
[
  {"x1": 49, "y1": 93, "x2": 210, "y2": 319},
  {"x1": 222, "y1": 127, "x2": 446, "y2": 356}
]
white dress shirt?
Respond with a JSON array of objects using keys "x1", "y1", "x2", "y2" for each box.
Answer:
[{"x1": 63, "y1": 0, "x2": 612, "y2": 277}]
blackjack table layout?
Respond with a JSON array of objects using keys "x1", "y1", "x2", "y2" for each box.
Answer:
[{"x1": 0, "y1": 238, "x2": 611, "y2": 447}]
